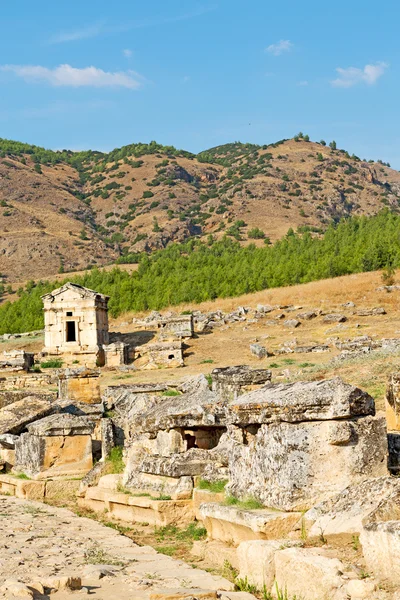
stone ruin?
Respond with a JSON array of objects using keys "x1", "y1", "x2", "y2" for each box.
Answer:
[
  {"x1": 41, "y1": 282, "x2": 110, "y2": 367},
  {"x1": 3, "y1": 361, "x2": 400, "y2": 597}
]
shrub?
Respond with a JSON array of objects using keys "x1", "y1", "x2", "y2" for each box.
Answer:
[
  {"x1": 143, "y1": 190, "x2": 154, "y2": 199},
  {"x1": 40, "y1": 359, "x2": 63, "y2": 369},
  {"x1": 248, "y1": 227, "x2": 266, "y2": 239}
]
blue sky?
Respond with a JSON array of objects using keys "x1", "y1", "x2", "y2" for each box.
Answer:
[{"x1": 0, "y1": 0, "x2": 399, "y2": 165}]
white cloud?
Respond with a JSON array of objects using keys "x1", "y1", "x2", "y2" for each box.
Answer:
[
  {"x1": 48, "y1": 6, "x2": 218, "y2": 44},
  {"x1": 0, "y1": 64, "x2": 142, "y2": 89},
  {"x1": 298, "y1": 80, "x2": 308, "y2": 86},
  {"x1": 123, "y1": 49, "x2": 133, "y2": 58},
  {"x1": 266, "y1": 40, "x2": 293, "y2": 56},
  {"x1": 331, "y1": 62, "x2": 388, "y2": 88},
  {"x1": 48, "y1": 23, "x2": 104, "y2": 44}
]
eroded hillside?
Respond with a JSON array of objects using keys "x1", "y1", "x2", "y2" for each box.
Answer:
[{"x1": 1, "y1": 136, "x2": 400, "y2": 281}]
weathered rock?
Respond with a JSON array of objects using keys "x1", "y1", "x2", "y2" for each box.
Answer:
[
  {"x1": 346, "y1": 578, "x2": 376, "y2": 599},
  {"x1": 15, "y1": 414, "x2": 95, "y2": 479},
  {"x1": 323, "y1": 314, "x2": 347, "y2": 323},
  {"x1": 199, "y1": 503, "x2": 302, "y2": 544},
  {"x1": 227, "y1": 378, "x2": 375, "y2": 425},
  {"x1": 274, "y1": 548, "x2": 346, "y2": 600},
  {"x1": 0, "y1": 350, "x2": 34, "y2": 372},
  {"x1": 386, "y1": 372, "x2": 400, "y2": 431},
  {"x1": 355, "y1": 307, "x2": 386, "y2": 316},
  {"x1": 283, "y1": 319, "x2": 300, "y2": 328},
  {"x1": 226, "y1": 415, "x2": 387, "y2": 511},
  {"x1": 360, "y1": 488, "x2": 400, "y2": 586},
  {"x1": 0, "y1": 396, "x2": 55, "y2": 435},
  {"x1": 296, "y1": 311, "x2": 318, "y2": 320},
  {"x1": 293, "y1": 344, "x2": 330, "y2": 353},
  {"x1": 249, "y1": 344, "x2": 268, "y2": 359},
  {"x1": 304, "y1": 477, "x2": 400, "y2": 537},
  {"x1": 256, "y1": 305, "x2": 274, "y2": 314},
  {"x1": 0, "y1": 579, "x2": 33, "y2": 598},
  {"x1": 58, "y1": 367, "x2": 101, "y2": 405},
  {"x1": 212, "y1": 366, "x2": 272, "y2": 402},
  {"x1": 237, "y1": 540, "x2": 283, "y2": 588}
]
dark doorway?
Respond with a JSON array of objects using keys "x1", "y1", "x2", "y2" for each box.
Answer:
[{"x1": 66, "y1": 321, "x2": 76, "y2": 342}]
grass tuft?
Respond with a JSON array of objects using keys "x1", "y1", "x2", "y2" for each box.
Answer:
[{"x1": 197, "y1": 479, "x2": 228, "y2": 493}]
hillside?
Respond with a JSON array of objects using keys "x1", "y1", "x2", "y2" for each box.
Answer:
[{"x1": 1, "y1": 135, "x2": 400, "y2": 282}]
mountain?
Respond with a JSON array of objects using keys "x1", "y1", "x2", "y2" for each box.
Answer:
[{"x1": 1, "y1": 135, "x2": 399, "y2": 282}]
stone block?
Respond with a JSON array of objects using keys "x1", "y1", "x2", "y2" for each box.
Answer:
[
  {"x1": 0, "y1": 396, "x2": 54, "y2": 435},
  {"x1": 386, "y1": 372, "x2": 400, "y2": 431},
  {"x1": 237, "y1": 540, "x2": 283, "y2": 589},
  {"x1": 274, "y1": 548, "x2": 346, "y2": 600},
  {"x1": 58, "y1": 368, "x2": 101, "y2": 404},
  {"x1": 79, "y1": 487, "x2": 195, "y2": 527},
  {"x1": 226, "y1": 415, "x2": 387, "y2": 511},
  {"x1": 150, "y1": 590, "x2": 217, "y2": 600},
  {"x1": 199, "y1": 503, "x2": 301, "y2": 545},
  {"x1": 304, "y1": 477, "x2": 400, "y2": 538},
  {"x1": 211, "y1": 366, "x2": 271, "y2": 402},
  {"x1": 193, "y1": 488, "x2": 226, "y2": 521}
]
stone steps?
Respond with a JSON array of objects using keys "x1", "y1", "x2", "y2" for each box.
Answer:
[
  {"x1": 199, "y1": 502, "x2": 302, "y2": 545},
  {"x1": 78, "y1": 486, "x2": 195, "y2": 527}
]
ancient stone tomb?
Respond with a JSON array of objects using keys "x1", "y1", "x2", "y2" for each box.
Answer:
[{"x1": 41, "y1": 282, "x2": 109, "y2": 366}]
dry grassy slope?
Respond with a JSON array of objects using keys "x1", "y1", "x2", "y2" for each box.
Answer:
[
  {"x1": 1, "y1": 138, "x2": 400, "y2": 282},
  {"x1": 106, "y1": 269, "x2": 400, "y2": 411},
  {"x1": 0, "y1": 156, "x2": 118, "y2": 281},
  {"x1": 3, "y1": 269, "x2": 399, "y2": 411}
]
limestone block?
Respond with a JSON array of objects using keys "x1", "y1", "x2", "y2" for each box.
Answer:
[
  {"x1": 274, "y1": 548, "x2": 346, "y2": 600},
  {"x1": 0, "y1": 396, "x2": 54, "y2": 435},
  {"x1": 199, "y1": 503, "x2": 302, "y2": 545},
  {"x1": 79, "y1": 487, "x2": 195, "y2": 527},
  {"x1": 361, "y1": 515, "x2": 400, "y2": 585},
  {"x1": 45, "y1": 479, "x2": 81, "y2": 501},
  {"x1": 226, "y1": 415, "x2": 387, "y2": 511},
  {"x1": 237, "y1": 540, "x2": 283, "y2": 589},
  {"x1": 150, "y1": 590, "x2": 217, "y2": 600},
  {"x1": 305, "y1": 477, "x2": 400, "y2": 538},
  {"x1": 386, "y1": 372, "x2": 400, "y2": 431},
  {"x1": 193, "y1": 489, "x2": 226, "y2": 521},
  {"x1": 125, "y1": 472, "x2": 193, "y2": 500},
  {"x1": 346, "y1": 579, "x2": 376, "y2": 599},
  {"x1": 98, "y1": 474, "x2": 123, "y2": 491},
  {"x1": 58, "y1": 369, "x2": 101, "y2": 404},
  {"x1": 228, "y1": 377, "x2": 375, "y2": 425},
  {"x1": 191, "y1": 540, "x2": 238, "y2": 570},
  {"x1": 157, "y1": 429, "x2": 185, "y2": 457},
  {"x1": 212, "y1": 366, "x2": 271, "y2": 402}
]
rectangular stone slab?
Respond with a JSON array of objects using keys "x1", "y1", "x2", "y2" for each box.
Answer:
[{"x1": 226, "y1": 377, "x2": 375, "y2": 425}]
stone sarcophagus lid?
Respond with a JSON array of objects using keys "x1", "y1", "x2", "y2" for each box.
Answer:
[
  {"x1": 211, "y1": 365, "x2": 272, "y2": 402},
  {"x1": 14, "y1": 413, "x2": 95, "y2": 479}
]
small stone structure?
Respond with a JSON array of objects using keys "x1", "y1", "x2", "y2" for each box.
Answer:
[
  {"x1": 15, "y1": 413, "x2": 95, "y2": 479},
  {"x1": 58, "y1": 367, "x2": 101, "y2": 405},
  {"x1": 103, "y1": 341, "x2": 130, "y2": 367},
  {"x1": 41, "y1": 282, "x2": 109, "y2": 366},
  {"x1": 136, "y1": 340, "x2": 184, "y2": 369},
  {"x1": 133, "y1": 312, "x2": 194, "y2": 338},
  {"x1": 0, "y1": 350, "x2": 34, "y2": 372}
]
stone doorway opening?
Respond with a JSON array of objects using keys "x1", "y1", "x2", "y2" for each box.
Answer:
[{"x1": 66, "y1": 321, "x2": 77, "y2": 343}]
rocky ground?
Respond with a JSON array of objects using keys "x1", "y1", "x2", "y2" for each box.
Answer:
[{"x1": 0, "y1": 496, "x2": 238, "y2": 599}]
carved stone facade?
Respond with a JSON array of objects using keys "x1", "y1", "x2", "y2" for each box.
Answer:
[{"x1": 41, "y1": 283, "x2": 109, "y2": 366}]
